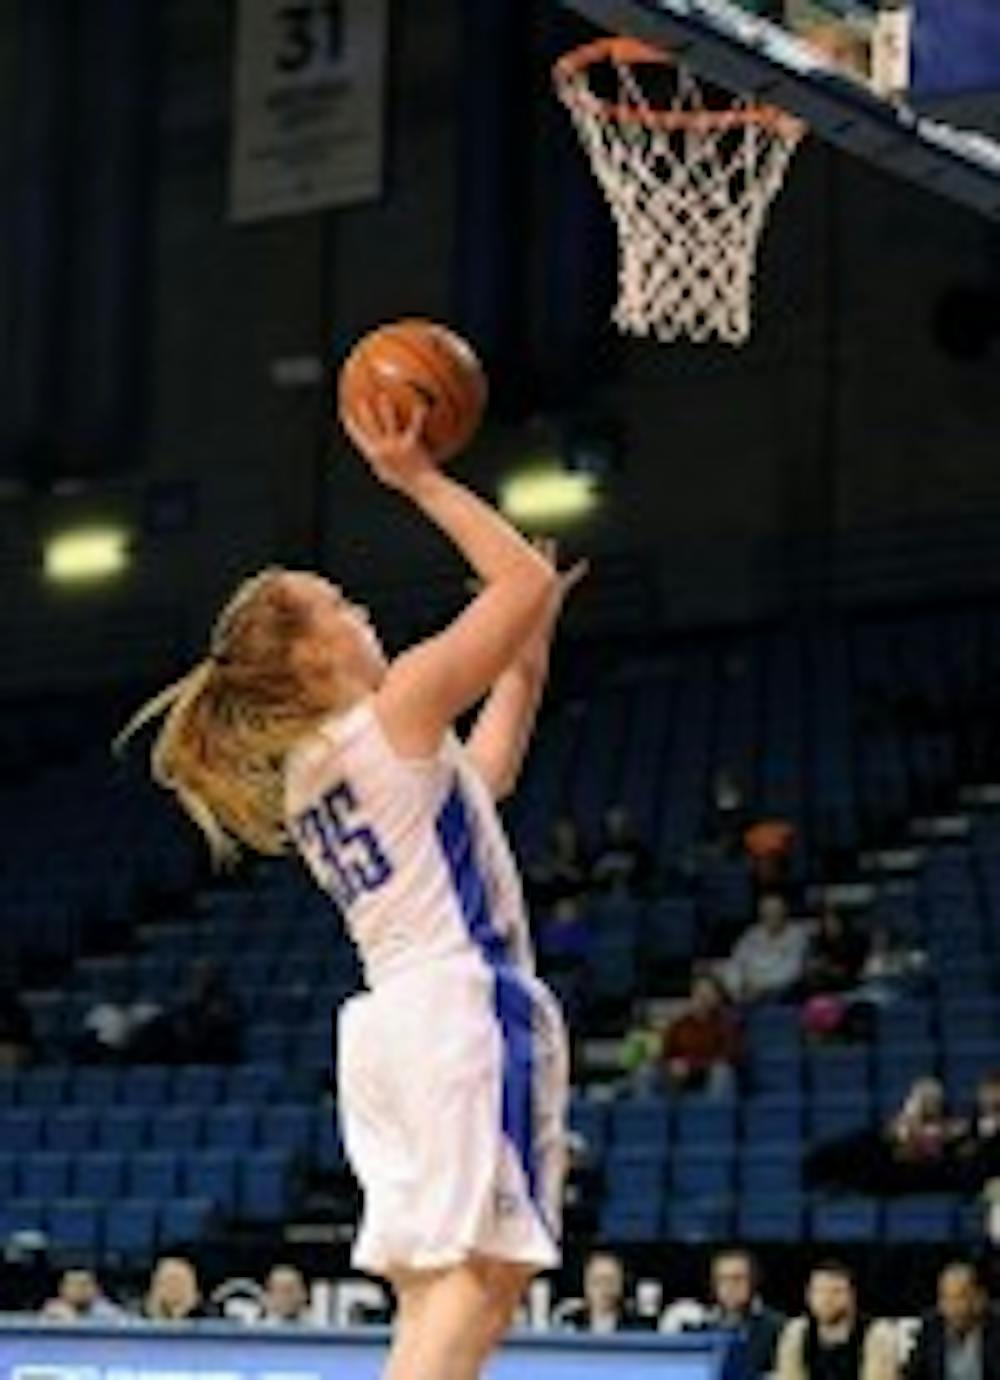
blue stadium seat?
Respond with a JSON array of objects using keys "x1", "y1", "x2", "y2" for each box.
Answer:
[
  {"x1": 18, "y1": 1069, "x2": 68, "y2": 1109},
  {"x1": 128, "y1": 1151, "x2": 179, "y2": 1199},
  {"x1": 674, "y1": 1102, "x2": 737, "y2": 1145},
  {"x1": 610, "y1": 1099, "x2": 670, "y2": 1150},
  {"x1": 160, "y1": 1197, "x2": 214, "y2": 1249},
  {"x1": 19, "y1": 1152, "x2": 70, "y2": 1200},
  {"x1": 74, "y1": 1153, "x2": 125, "y2": 1201},
  {"x1": 119, "y1": 1067, "x2": 171, "y2": 1109},
  {"x1": 315, "y1": 1112, "x2": 344, "y2": 1173},
  {"x1": 239, "y1": 1150, "x2": 293, "y2": 1222},
  {"x1": 0, "y1": 1199, "x2": 45, "y2": 1238},
  {"x1": 0, "y1": 1110, "x2": 42, "y2": 1153},
  {"x1": 884, "y1": 1197, "x2": 957, "y2": 1243},
  {"x1": 739, "y1": 1149, "x2": 801, "y2": 1194},
  {"x1": 48, "y1": 1199, "x2": 102, "y2": 1256},
  {"x1": 103, "y1": 1199, "x2": 159, "y2": 1262},
  {"x1": 45, "y1": 1108, "x2": 96, "y2": 1153},
  {"x1": 150, "y1": 1108, "x2": 203, "y2": 1152},
  {"x1": 182, "y1": 1151, "x2": 238, "y2": 1213},
  {"x1": 738, "y1": 1195, "x2": 804, "y2": 1242},
  {"x1": 244, "y1": 1025, "x2": 291, "y2": 1063},
  {"x1": 97, "y1": 1109, "x2": 148, "y2": 1153},
  {"x1": 0, "y1": 1153, "x2": 15, "y2": 1200},
  {"x1": 665, "y1": 1198, "x2": 733, "y2": 1243},
  {"x1": 744, "y1": 1098, "x2": 803, "y2": 1143},
  {"x1": 598, "y1": 1199, "x2": 663, "y2": 1243},
  {"x1": 68, "y1": 1067, "x2": 119, "y2": 1109},
  {"x1": 171, "y1": 1067, "x2": 223, "y2": 1108},
  {"x1": 204, "y1": 1106, "x2": 257, "y2": 1152},
  {"x1": 226, "y1": 1064, "x2": 282, "y2": 1106},
  {"x1": 260, "y1": 1105, "x2": 313, "y2": 1155},
  {"x1": 811, "y1": 1199, "x2": 881, "y2": 1243},
  {"x1": 807, "y1": 1049, "x2": 871, "y2": 1095},
  {"x1": 671, "y1": 1151, "x2": 734, "y2": 1196}
]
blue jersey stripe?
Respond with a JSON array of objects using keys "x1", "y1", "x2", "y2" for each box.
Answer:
[{"x1": 435, "y1": 779, "x2": 538, "y2": 1203}]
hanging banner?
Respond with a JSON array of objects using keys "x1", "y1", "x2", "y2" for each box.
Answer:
[{"x1": 229, "y1": 0, "x2": 388, "y2": 223}]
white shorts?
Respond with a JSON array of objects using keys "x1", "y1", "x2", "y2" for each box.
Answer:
[{"x1": 337, "y1": 953, "x2": 569, "y2": 1279}]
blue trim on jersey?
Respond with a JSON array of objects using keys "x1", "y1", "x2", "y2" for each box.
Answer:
[{"x1": 435, "y1": 779, "x2": 538, "y2": 1205}]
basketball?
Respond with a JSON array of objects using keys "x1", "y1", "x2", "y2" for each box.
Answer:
[{"x1": 338, "y1": 319, "x2": 488, "y2": 465}]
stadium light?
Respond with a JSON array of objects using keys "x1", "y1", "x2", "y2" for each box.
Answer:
[
  {"x1": 499, "y1": 465, "x2": 599, "y2": 526},
  {"x1": 44, "y1": 526, "x2": 130, "y2": 584}
]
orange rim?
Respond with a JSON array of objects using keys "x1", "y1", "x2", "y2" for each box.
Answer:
[{"x1": 553, "y1": 35, "x2": 804, "y2": 138}]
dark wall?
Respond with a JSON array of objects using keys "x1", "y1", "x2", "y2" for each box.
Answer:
[{"x1": 0, "y1": 0, "x2": 999, "y2": 691}]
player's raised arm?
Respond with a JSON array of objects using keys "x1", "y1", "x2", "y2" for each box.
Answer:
[
  {"x1": 343, "y1": 398, "x2": 557, "y2": 758},
  {"x1": 465, "y1": 542, "x2": 587, "y2": 800}
]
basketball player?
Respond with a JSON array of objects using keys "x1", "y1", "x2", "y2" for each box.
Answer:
[{"x1": 119, "y1": 397, "x2": 584, "y2": 1380}]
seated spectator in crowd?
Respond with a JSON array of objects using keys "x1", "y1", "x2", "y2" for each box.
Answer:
[
  {"x1": 537, "y1": 897, "x2": 591, "y2": 974},
  {"x1": 74, "y1": 997, "x2": 162, "y2": 1064},
  {"x1": 744, "y1": 819, "x2": 796, "y2": 892},
  {"x1": 904, "y1": 1261, "x2": 1000, "y2": 1380},
  {"x1": 721, "y1": 893, "x2": 809, "y2": 1004},
  {"x1": 806, "y1": 1077, "x2": 968, "y2": 1195},
  {"x1": 851, "y1": 924, "x2": 930, "y2": 1005},
  {"x1": 0, "y1": 978, "x2": 34, "y2": 1068},
  {"x1": 703, "y1": 770, "x2": 747, "y2": 860},
  {"x1": 527, "y1": 816, "x2": 589, "y2": 909},
  {"x1": 261, "y1": 1265, "x2": 310, "y2": 1326},
  {"x1": 562, "y1": 1129, "x2": 602, "y2": 1240},
  {"x1": 955, "y1": 1073, "x2": 1000, "y2": 1192},
  {"x1": 559, "y1": 1251, "x2": 656, "y2": 1333},
  {"x1": 662, "y1": 976, "x2": 743, "y2": 1098},
  {"x1": 801, "y1": 908, "x2": 870, "y2": 996},
  {"x1": 144, "y1": 1257, "x2": 215, "y2": 1322},
  {"x1": 134, "y1": 959, "x2": 242, "y2": 1065},
  {"x1": 685, "y1": 1248, "x2": 786, "y2": 1379},
  {"x1": 776, "y1": 1261, "x2": 898, "y2": 1380},
  {"x1": 590, "y1": 804, "x2": 652, "y2": 896},
  {"x1": 41, "y1": 1267, "x2": 127, "y2": 1323}
]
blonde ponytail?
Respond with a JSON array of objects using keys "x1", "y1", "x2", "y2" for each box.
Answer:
[{"x1": 116, "y1": 570, "x2": 330, "y2": 866}]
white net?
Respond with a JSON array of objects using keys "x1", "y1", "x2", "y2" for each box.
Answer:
[{"x1": 555, "y1": 43, "x2": 804, "y2": 346}]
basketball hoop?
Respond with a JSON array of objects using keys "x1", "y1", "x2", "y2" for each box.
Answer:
[{"x1": 554, "y1": 37, "x2": 805, "y2": 346}]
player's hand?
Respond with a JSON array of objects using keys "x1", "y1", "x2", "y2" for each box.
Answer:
[
  {"x1": 534, "y1": 536, "x2": 589, "y2": 615},
  {"x1": 343, "y1": 394, "x2": 437, "y2": 495}
]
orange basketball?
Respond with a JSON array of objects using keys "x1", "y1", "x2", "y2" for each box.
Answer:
[{"x1": 338, "y1": 319, "x2": 488, "y2": 465}]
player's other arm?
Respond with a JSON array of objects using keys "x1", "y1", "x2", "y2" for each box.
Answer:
[
  {"x1": 343, "y1": 399, "x2": 557, "y2": 757},
  {"x1": 465, "y1": 543, "x2": 587, "y2": 800}
]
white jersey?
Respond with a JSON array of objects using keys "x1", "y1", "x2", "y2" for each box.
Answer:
[
  {"x1": 282, "y1": 698, "x2": 568, "y2": 1278},
  {"x1": 283, "y1": 698, "x2": 535, "y2": 989}
]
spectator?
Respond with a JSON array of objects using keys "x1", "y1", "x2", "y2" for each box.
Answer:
[
  {"x1": 776, "y1": 1261, "x2": 898, "y2": 1380},
  {"x1": 41, "y1": 1267, "x2": 127, "y2": 1323},
  {"x1": 801, "y1": 908, "x2": 870, "y2": 996},
  {"x1": 721, "y1": 893, "x2": 809, "y2": 1004},
  {"x1": 559, "y1": 1251, "x2": 655, "y2": 1333},
  {"x1": 855, "y1": 925, "x2": 929, "y2": 1002},
  {"x1": 806, "y1": 1077, "x2": 967, "y2": 1195},
  {"x1": 662, "y1": 976, "x2": 743, "y2": 1098},
  {"x1": 590, "y1": 804, "x2": 652, "y2": 896},
  {"x1": 0, "y1": 979, "x2": 34, "y2": 1068},
  {"x1": 144, "y1": 1257, "x2": 214, "y2": 1322},
  {"x1": 744, "y1": 819, "x2": 795, "y2": 892},
  {"x1": 538, "y1": 896, "x2": 591, "y2": 974},
  {"x1": 134, "y1": 959, "x2": 242, "y2": 1065},
  {"x1": 528, "y1": 816, "x2": 589, "y2": 909},
  {"x1": 261, "y1": 1265, "x2": 310, "y2": 1326},
  {"x1": 904, "y1": 1262, "x2": 1000, "y2": 1380},
  {"x1": 686, "y1": 1248, "x2": 785, "y2": 1379},
  {"x1": 704, "y1": 769, "x2": 747, "y2": 859},
  {"x1": 956, "y1": 1075, "x2": 1000, "y2": 1193},
  {"x1": 74, "y1": 998, "x2": 162, "y2": 1064}
]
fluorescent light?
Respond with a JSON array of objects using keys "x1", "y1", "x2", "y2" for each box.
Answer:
[
  {"x1": 44, "y1": 527, "x2": 130, "y2": 584},
  {"x1": 499, "y1": 467, "x2": 599, "y2": 526}
]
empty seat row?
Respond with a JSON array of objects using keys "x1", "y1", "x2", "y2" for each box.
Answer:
[{"x1": 0, "y1": 1104, "x2": 342, "y2": 1160}]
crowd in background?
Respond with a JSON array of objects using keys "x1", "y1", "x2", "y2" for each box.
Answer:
[{"x1": 27, "y1": 1251, "x2": 999, "y2": 1380}]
